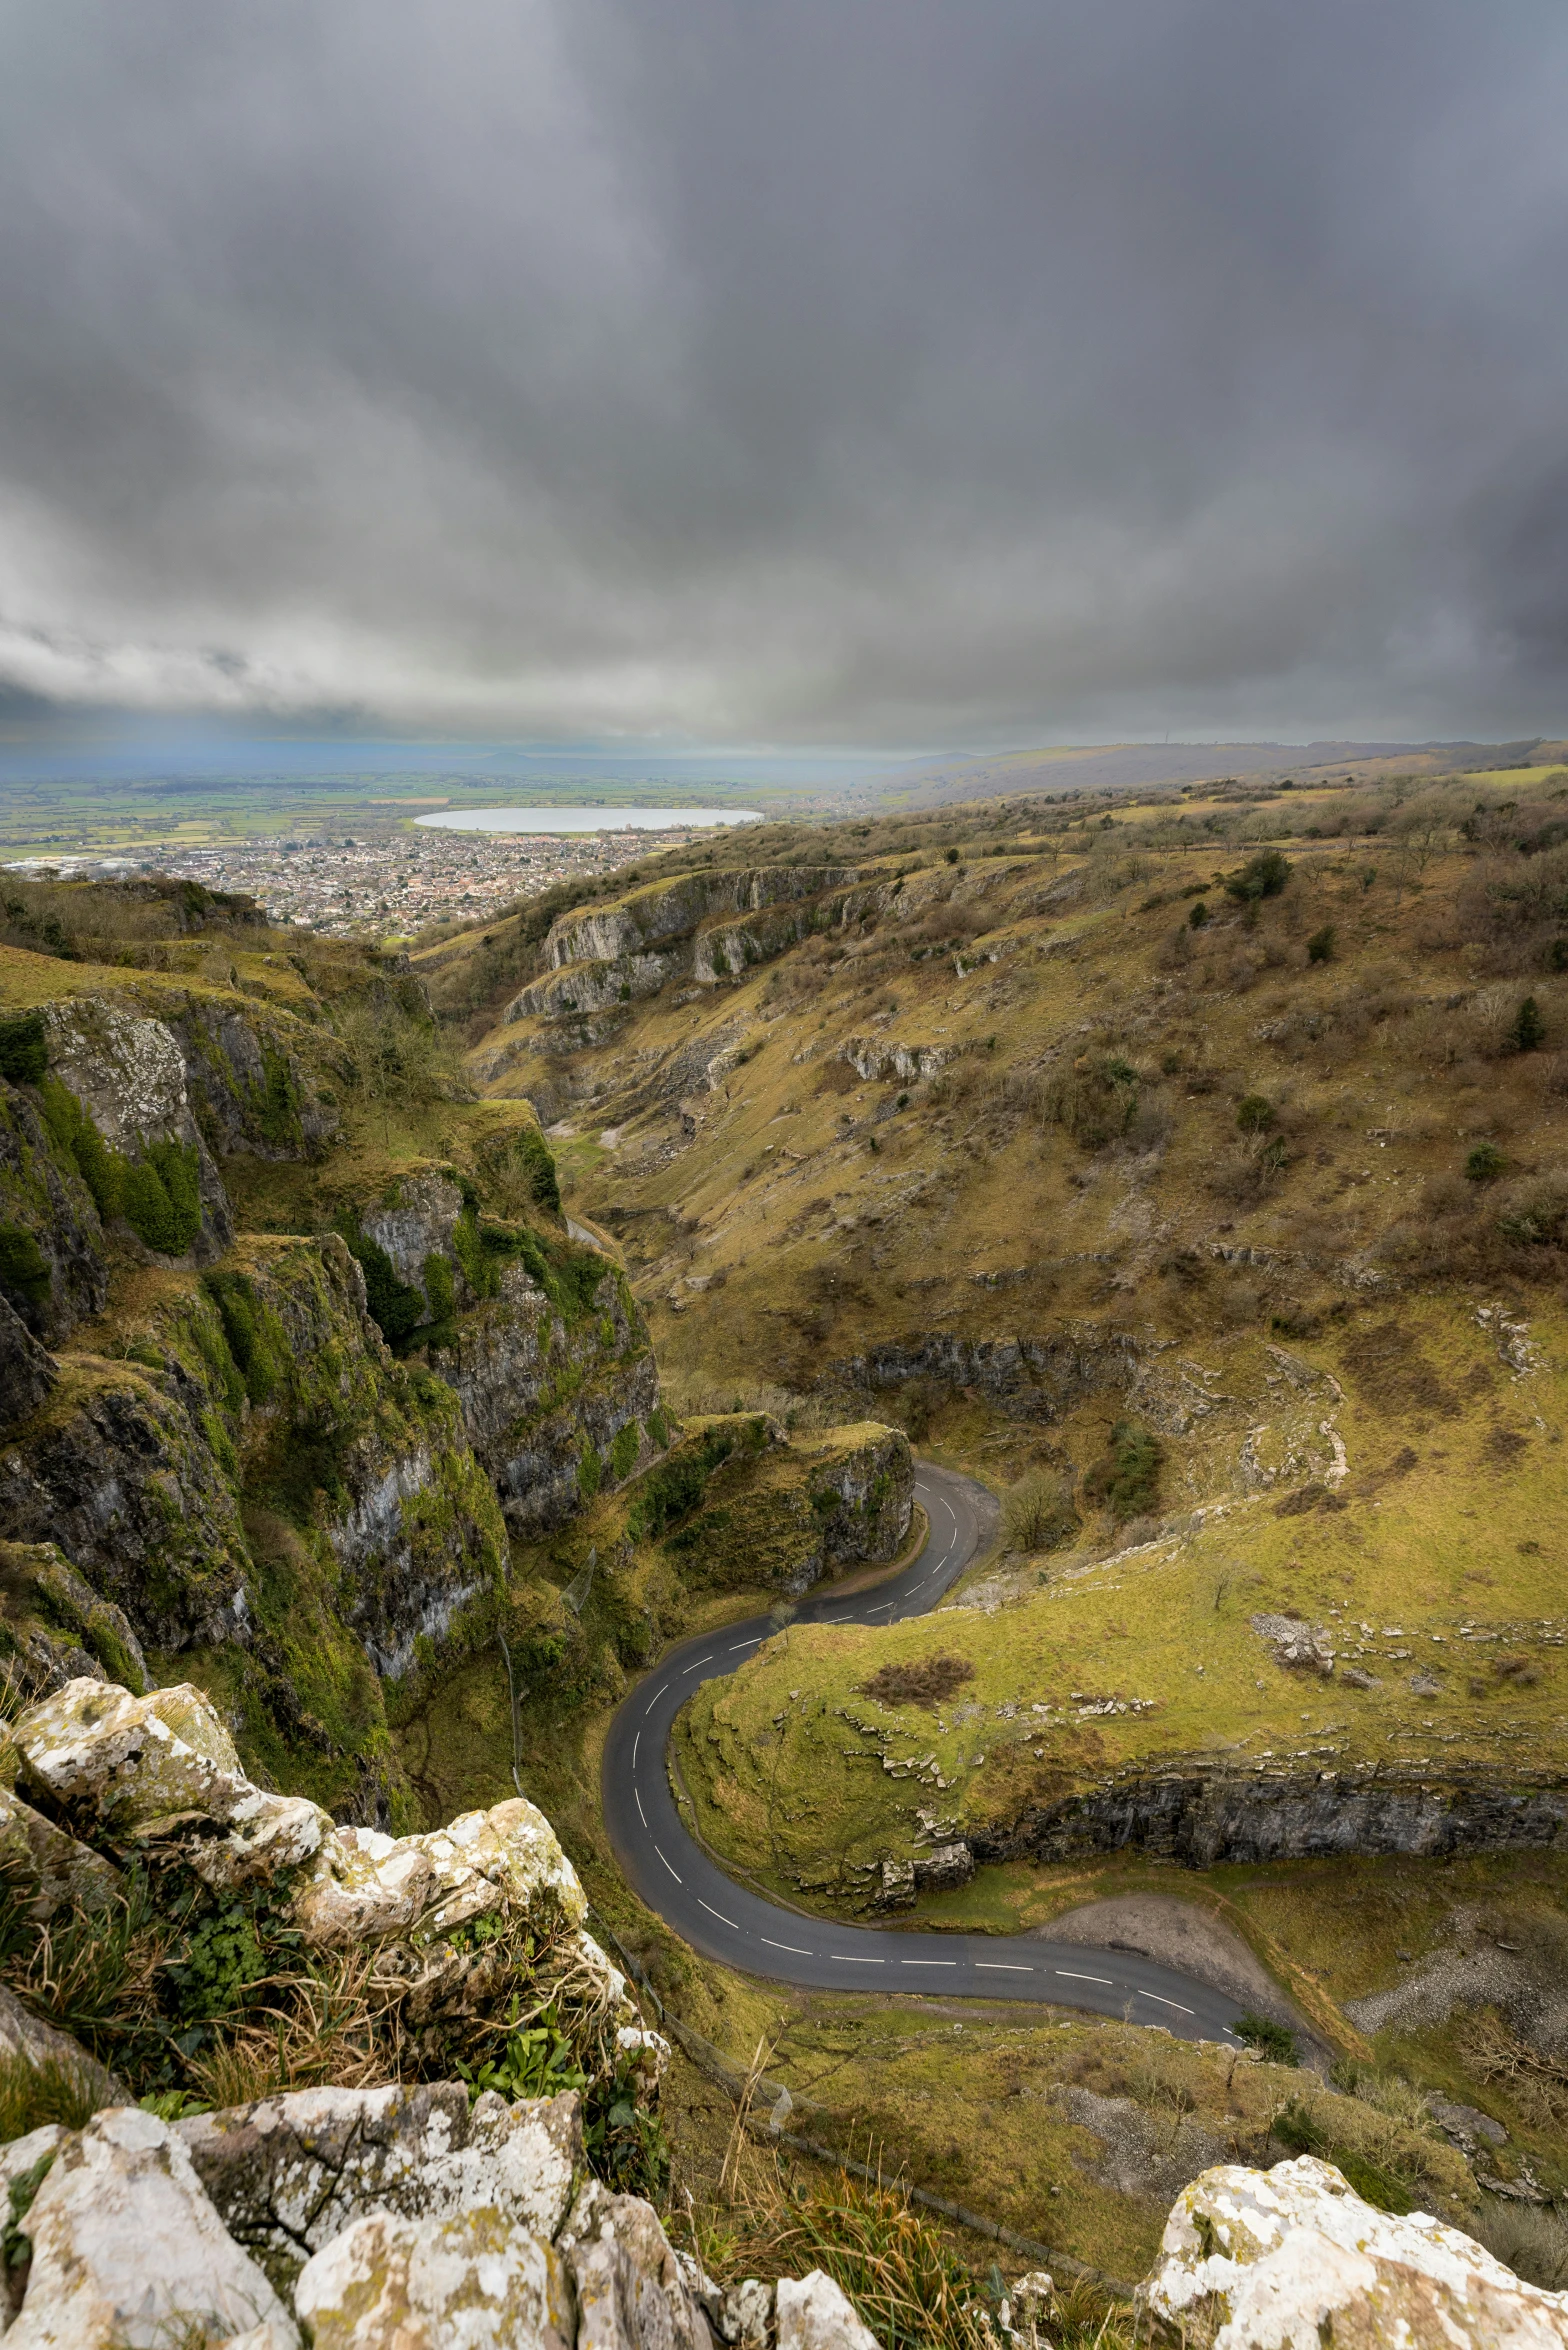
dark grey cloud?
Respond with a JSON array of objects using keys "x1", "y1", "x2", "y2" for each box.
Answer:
[{"x1": 0, "y1": 0, "x2": 1564, "y2": 743}]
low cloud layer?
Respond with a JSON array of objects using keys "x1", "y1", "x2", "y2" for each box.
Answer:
[{"x1": 1, "y1": 2, "x2": 1565, "y2": 745}]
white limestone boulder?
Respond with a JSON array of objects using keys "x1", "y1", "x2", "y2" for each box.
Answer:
[
  {"x1": 292, "y1": 2204, "x2": 575, "y2": 2350},
  {"x1": 11, "y1": 1678, "x2": 328, "y2": 1892},
  {"x1": 556, "y1": 2175, "x2": 714, "y2": 2349},
  {"x1": 1139, "y1": 2153, "x2": 1568, "y2": 2348},
  {"x1": 775, "y1": 2272, "x2": 882, "y2": 2350},
  {"x1": 10, "y1": 1678, "x2": 619, "y2": 1990},
  {"x1": 4, "y1": 2106, "x2": 298, "y2": 2349},
  {"x1": 179, "y1": 2082, "x2": 582, "y2": 2299}
]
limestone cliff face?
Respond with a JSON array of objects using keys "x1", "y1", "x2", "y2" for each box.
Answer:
[
  {"x1": 431, "y1": 1259, "x2": 661, "y2": 1533},
  {"x1": 968, "y1": 1760, "x2": 1568, "y2": 1868},
  {"x1": 502, "y1": 866, "x2": 864, "y2": 1028},
  {"x1": 0, "y1": 1236, "x2": 508, "y2": 1678}
]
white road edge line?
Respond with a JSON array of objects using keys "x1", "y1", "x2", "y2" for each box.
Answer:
[
  {"x1": 699, "y1": 1899, "x2": 739, "y2": 1930},
  {"x1": 654, "y1": 1845, "x2": 682, "y2": 1883}
]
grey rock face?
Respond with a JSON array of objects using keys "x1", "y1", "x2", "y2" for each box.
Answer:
[
  {"x1": 0, "y1": 1293, "x2": 55, "y2": 1428},
  {"x1": 972, "y1": 1765, "x2": 1568, "y2": 1868},
  {"x1": 431, "y1": 1260, "x2": 660, "y2": 1534},
  {"x1": 774, "y1": 2272, "x2": 881, "y2": 2350},
  {"x1": 0, "y1": 1073, "x2": 111, "y2": 1343},
  {"x1": 42, "y1": 999, "x2": 233, "y2": 1259},
  {"x1": 6, "y1": 2106, "x2": 299, "y2": 2350},
  {"x1": 914, "y1": 1841, "x2": 974, "y2": 1892},
  {"x1": 294, "y1": 2203, "x2": 574, "y2": 2350},
  {"x1": 1250, "y1": 1612, "x2": 1335, "y2": 1676},
  {"x1": 181, "y1": 2083, "x2": 583, "y2": 2300}
]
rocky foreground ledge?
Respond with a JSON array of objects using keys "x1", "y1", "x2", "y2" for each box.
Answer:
[
  {"x1": 4, "y1": 2095, "x2": 1567, "y2": 2347},
  {"x1": 0, "y1": 2083, "x2": 882, "y2": 2349}
]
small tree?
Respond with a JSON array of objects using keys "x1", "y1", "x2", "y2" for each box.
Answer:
[
  {"x1": 1236, "y1": 1093, "x2": 1275, "y2": 1134},
  {"x1": 1189, "y1": 899, "x2": 1209, "y2": 929},
  {"x1": 1466, "y1": 1142, "x2": 1506, "y2": 1183},
  {"x1": 1512, "y1": 996, "x2": 1546, "y2": 1052},
  {"x1": 1307, "y1": 925, "x2": 1336, "y2": 964}
]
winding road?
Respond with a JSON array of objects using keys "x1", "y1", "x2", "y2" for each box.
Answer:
[{"x1": 602, "y1": 1464, "x2": 1242, "y2": 2045}]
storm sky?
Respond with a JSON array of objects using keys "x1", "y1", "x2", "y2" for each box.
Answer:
[{"x1": 1, "y1": 1, "x2": 1566, "y2": 748}]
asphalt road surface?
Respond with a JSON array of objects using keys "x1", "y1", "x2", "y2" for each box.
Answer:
[{"x1": 602, "y1": 1463, "x2": 1244, "y2": 2045}]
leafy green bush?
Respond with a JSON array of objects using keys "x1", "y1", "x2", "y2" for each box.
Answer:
[
  {"x1": 121, "y1": 1140, "x2": 202, "y2": 1255},
  {"x1": 202, "y1": 1270, "x2": 285, "y2": 1405},
  {"x1": 1236, "y1": 1093, "x2": 1275, "y2": 1134},
  {"x1": 41, "y1": 1079, "x2": 121, "y2": 1221},
  {"x1": 337, "y1": 1217, "x2": 424, "y2": 1346},
  {"x1": 1512, "y1": 995, "x2": 1546, "y2": 1052},
  {"x1": 1307, "y1": 924, "x2": 1336, "y2": 963},
  {"x1": 0, "y1": 1224, "x2": 50, "y2": 1316},
  {"x1": 1084, "y1": 1417, "x2": 1162, "y2": 1523},
  {"x1": 422, "y1": 1250, "x2": 456, "y2": 1326},
  {"x1": 1225, "y1": 849, "x2": 1291, "y2": 902},
  {"x1": 0, "y1": 1010, "x2": 47, "y2": 1085},
  {"x1": 1466, "y1": 1142, "x2": 1506, "y2": 1183},
  {"x1": 1233, "y1": 2011, "x2": 1297, "y2": 2063},
  {"x1": 1188, "y1": 899, "x2": 1209, "y2": 929},
  {"x1": 515, "y1": 1124, "x2": 562, "y2": 1215}
]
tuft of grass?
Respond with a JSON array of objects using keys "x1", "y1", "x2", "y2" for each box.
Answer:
[{"x1": 0, "y1": 2048, "x2": 109, "y2": 2140}]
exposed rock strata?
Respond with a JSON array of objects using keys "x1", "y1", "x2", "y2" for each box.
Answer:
[{"x1": 970, "y1": 1762, "x2": 1568, "y2": 1869}]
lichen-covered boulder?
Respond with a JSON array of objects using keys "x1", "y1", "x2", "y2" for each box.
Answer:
[
  {"x1": 0, "y1": 1780, "x2": 120, "y2": 1917},
  {"x1": 12, "y1": 1678, "x2": 330, "y2": 1891},
  {"x1": 8, "y1": 1675, "x2": 630, "y2": 2036},
  {"x1": 1139, "y1": 2154, "x2": 1568, "y2": 2348},
  {"x1": 5, "y1": 2106, "x2": 298, "y2": 2350},
  {"x1": 293, "y1": 2203, "x2": 575, "y2": 2350},
  {"x1": 556, "y1": 2175, "x2": 714, "y2": 2350},
  {"x1": 179, "y1": 2083, "x2": 582, "y2": 2300},
  {"x1": 775, "y1": 2271, "x2": 881, "y2": 2350}
]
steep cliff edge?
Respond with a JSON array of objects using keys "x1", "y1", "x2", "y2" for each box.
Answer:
[{"x1": 0, "y1": 919, "x2": 662, "y2": 1828}]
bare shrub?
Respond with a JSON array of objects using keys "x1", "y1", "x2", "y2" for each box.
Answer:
[
  {"x1": 1001, "y1": 1471, "x2": 1077, "y2": 1554},
  {"x1": 858, "y1": 1654, "x2": 974, "y2": 1710}
]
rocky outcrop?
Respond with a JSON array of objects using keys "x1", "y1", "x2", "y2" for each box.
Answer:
[
  {"x1": 839, "y1": 1327, "x2": 1151, "y2": 1425},
  {"x1": 0, "y1": 1074, "x2": 111, "y2": 1345},
  {"x1": 0, "y1": 1295, "x2": 56, "y2": 1426},
  {"x1": 6, "y1": 2105, "x2": 299, "y2": 2350},
  {"x1": 0, "y1": 1538, "x2": 148, "y2": 1698},
  {"x1": 504, "y1": 867, "x2": 863, "y2": 1028},
  {"x1": 804, "y1": 1423, "x2": 913, "y2": 1565},
  {"x1": 431, "y1": 1259, "x2": 661, "y2": 1534},
  {"x1": 179, "y1": 2082, "x2": 582, "y2": 2300},
  {"x1": 1139, "y1": 2154, "x2": 1568, "y2": 2347},
  {"x1": 0, "y1": 1353, "x2": 255, "y2": 1651},
  {"x1": 970, "y1": 1760, "x2": 1568, "y2": 1869},
  {"x1": 0, "y1": 1235, "x2": 509, "y2": 1682},
  {"x1": 0, "y1": 2080, "x2": 878, "y2": 2350},
  {"x1": 42, "y1": 997, "x2": 234, "y2": 1256},
  {"x1": 7, "y1": 1676, "x2": 614, "y2": 1980}
]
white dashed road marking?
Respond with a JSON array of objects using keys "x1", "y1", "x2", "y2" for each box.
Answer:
[
  {"x1": 1056, "y1": 1970, "x2": 1113, "y2": 1985},
  {"x1": 654, "y1": 1845, "x2": 682, "y2": 1883},
  {"x1": 644, "y1": 1683, "x2": 670, "y2": 1714},
  {"x1": 699, "y1": 1899, "x2": 739, "y2": 1929},
  {"x1": 763, "y1": 1937, "x2": 813, "y2": 1956}
]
